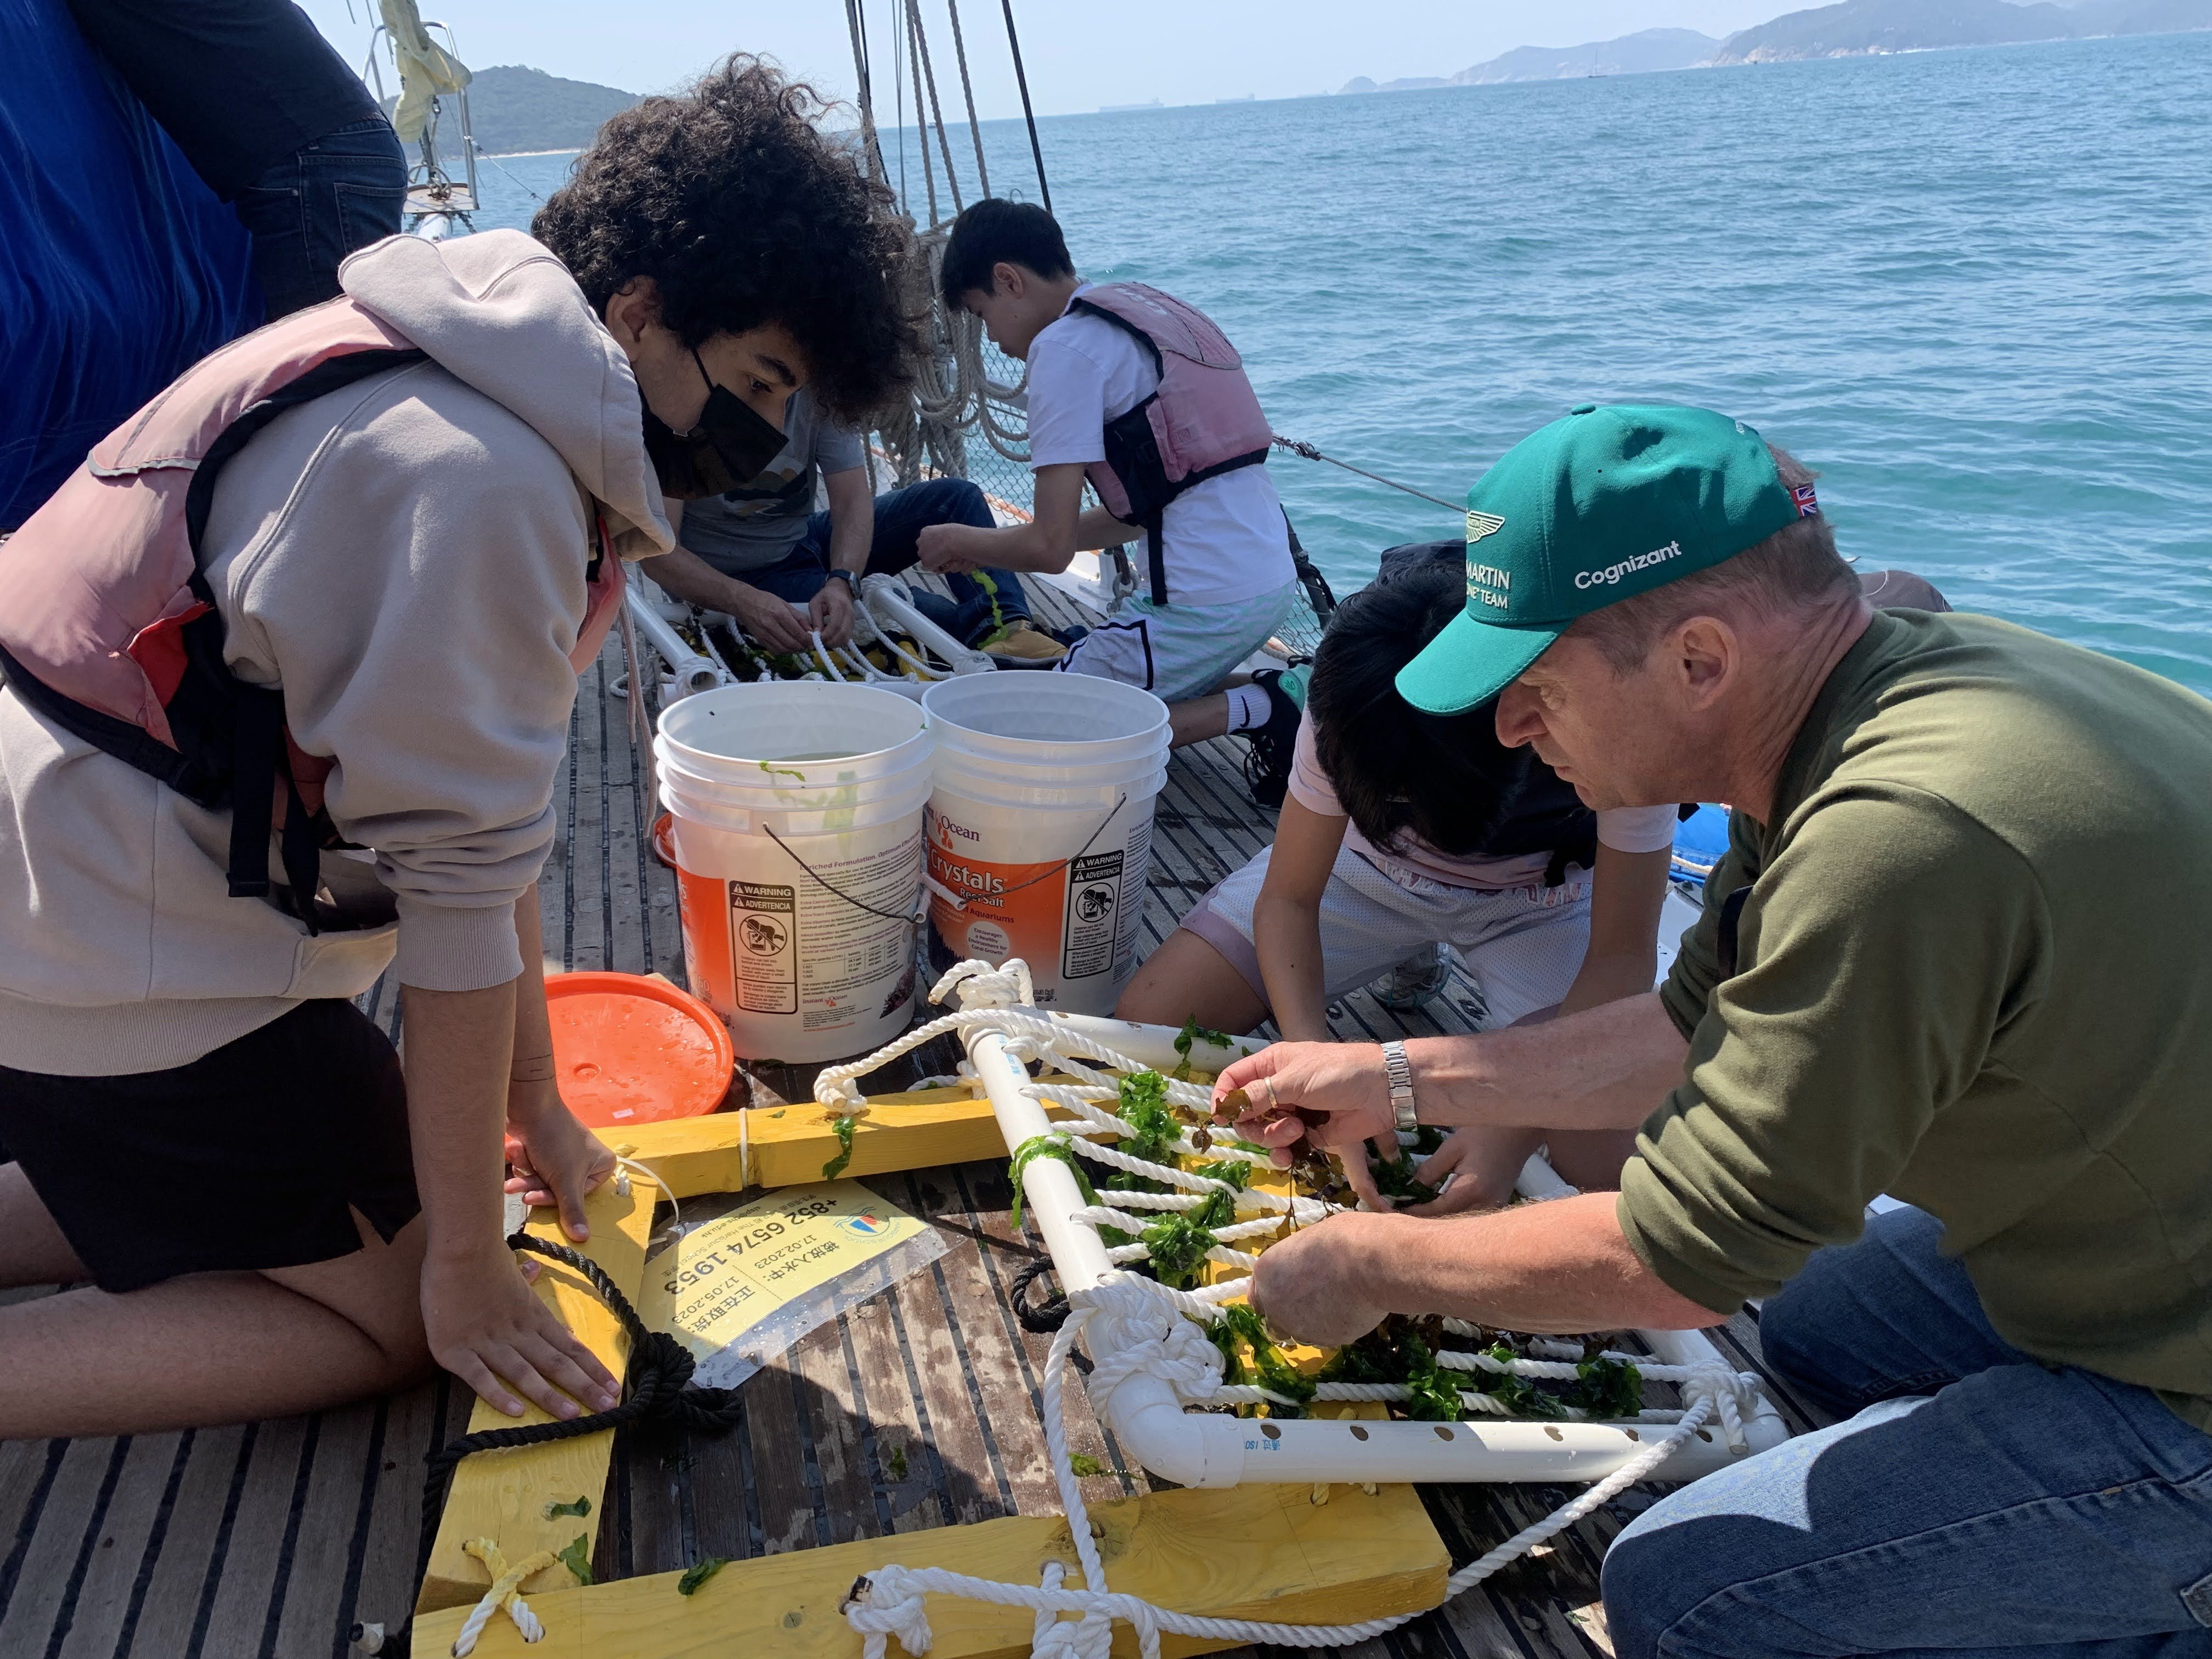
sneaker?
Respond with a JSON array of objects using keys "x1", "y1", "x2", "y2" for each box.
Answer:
[
  {"x1": 980, "y1": 618, "x2": 1069, "y2": 667},
  {"x1": 1370, "y1": 941, "x2": 1452, "y2": 1011},
  {"x1": 1238, "y1": 667, "x2": 1306, "y2": 808}
]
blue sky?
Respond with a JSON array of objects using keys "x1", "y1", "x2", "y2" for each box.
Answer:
[{"x1": 300, "y1": 1, "x2": 1787, "y2": 119}]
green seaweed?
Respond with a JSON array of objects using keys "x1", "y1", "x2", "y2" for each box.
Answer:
[
  {"x1": 1171, "y1": 1015, "x2": 1234, "y2": 1080},
  {"x1": 1399, "y1": 1335, "x2": 1466, "y2": 1422},
  {"x1": 1067, "y1": 1453, "x2": 1104, "y2": 1478},
  {"x1": 677, "y1": 1556, "x2": 730, "y2": 1596},
  {"x1": 758, "y1": 759, "x2": 808, "y2": 782},
  {"x1": 1190, "y1": 1158, "x2": 1251, "y2": 1191},
  {"x1": 1008, "y1": 1133, "x2": 1096, "y2": 1224},
  {"x1": 1369, "y1": 1152, "x2": 1438, "y2": 1207},
  {"x1": 1567, "y1": 1355, "x2": 1644, "y2": 1421},
  {"x1": 1138, "y1": 1210, "x2": 1217, "y2": 1289},
  {"x1": 885, "y1": 1441, "x2": 909, "y2": 1480},
  {"x1": 543, "y1": 1496, "x2": 591, "y2": 1521},
  {"x1": 821, "y1": 1114, "x2": 857, "y2": 1180},
  {"x1": 1206, "y1": 1302, "x2": 1315, "y2": 1414},
  {"x1": 555, "y1": 1533, "x2": 595, "y2": 1587}
]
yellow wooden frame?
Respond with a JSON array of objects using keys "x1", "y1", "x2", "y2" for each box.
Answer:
[{"x1": 414, "y1": 1090, "x2": 1453, "y2": 1651}]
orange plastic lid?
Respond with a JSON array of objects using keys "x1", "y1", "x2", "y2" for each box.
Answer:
[{"x1": 543, "y1": 972, "x2": 735, "y2": 1128}]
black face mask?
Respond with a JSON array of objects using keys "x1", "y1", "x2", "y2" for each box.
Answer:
[{"x1": 640, "y1": 347, "x2": 789, "y2": 499}]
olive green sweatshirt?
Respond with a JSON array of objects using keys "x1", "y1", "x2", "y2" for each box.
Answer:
[{"x1": 1621, "y1": 610, "x2": 2212, "y2": 1431}]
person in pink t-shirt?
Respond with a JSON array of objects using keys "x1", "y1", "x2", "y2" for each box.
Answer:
[{"x1": 1118, "y1": 563, "x2": 1678, "y2": 1209}]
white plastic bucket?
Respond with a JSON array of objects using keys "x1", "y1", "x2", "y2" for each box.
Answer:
[
  {"x1": 656, "y1": 683, "x2": 932, "y2": 1064},
  {"x1": 921, "y1": 675, "x2": 1170, "y2": 1015}
]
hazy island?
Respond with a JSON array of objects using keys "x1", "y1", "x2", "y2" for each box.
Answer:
[{"x1": 1339, "y1": 0, "x2": 2210, "y2": 91}]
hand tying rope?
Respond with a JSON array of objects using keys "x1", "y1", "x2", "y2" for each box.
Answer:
[{"x1": 362, "y1": 1232, "x2": 747, "y2": 1657}]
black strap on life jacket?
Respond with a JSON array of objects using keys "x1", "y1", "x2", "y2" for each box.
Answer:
[{"x1": 0, "y1": 347, "x2": 426, "y2": 934}]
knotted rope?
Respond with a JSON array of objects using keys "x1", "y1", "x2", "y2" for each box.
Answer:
[
  {"x1": 359, "y1": 1231, "x2": 747, "y2": 1656},
  {"x1": 821, "y1": 958, "x2": 1776, "y2": 1659}
]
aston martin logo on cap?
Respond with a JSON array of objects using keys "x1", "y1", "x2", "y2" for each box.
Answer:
[{"x1": 1465, "y1": 510, "x2": 1506, "y2": 544}]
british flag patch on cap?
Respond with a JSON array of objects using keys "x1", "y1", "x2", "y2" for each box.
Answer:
[{"x1": 1793, "y1": 483, "x2": 1820, "y2": 517}]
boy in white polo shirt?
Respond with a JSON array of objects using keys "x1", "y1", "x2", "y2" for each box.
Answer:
[{"x1": 922, "y1": 200, "x2": 1302, "y2": 783}]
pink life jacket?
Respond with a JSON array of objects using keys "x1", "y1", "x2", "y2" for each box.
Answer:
[
  {"x1": 0, "y1": 297, "x2": 625, "y2": 933},
  {"x1": 1067, "y1": 283, "x2": 1274, "y2": 607}
]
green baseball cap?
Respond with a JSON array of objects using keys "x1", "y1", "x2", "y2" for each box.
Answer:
[{"x1": 1395, "y1": 403, "x2": 1809, "y2": 714}]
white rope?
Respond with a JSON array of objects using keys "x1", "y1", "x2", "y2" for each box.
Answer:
[
  {"x1": 446, "y1": 1541, "x2": 552, "y2": 1657},
  {"x1": 844, "y1": 1273, "x2": 1748, "y2": 1659},
  {"x1": 821, "y1": 958, "x2": 1776, "y2": 1659}
]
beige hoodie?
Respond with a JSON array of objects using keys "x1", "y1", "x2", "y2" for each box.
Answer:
[{"x1": 0, "y1": 232, "x2": 673, "y2": 1075}]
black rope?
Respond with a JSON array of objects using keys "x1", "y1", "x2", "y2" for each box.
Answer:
[
  {"x1": 999, "y1": 0, "x2": 1051, "y2": 211},
  {"x1": 358, "y1": 1232, "x2": 744, "y2": 1656},
  {"x1": 1009, "y1": 1256, "x2": 1070, "y2": 1331}
]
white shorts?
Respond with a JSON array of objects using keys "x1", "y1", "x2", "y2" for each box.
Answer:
[
  {"x1": 1178, "y1": 842, "x2": 1594, "y2": 1028},
  {"x1": 1055, "y1": 582, "x2": 1296, "y2": 704}
]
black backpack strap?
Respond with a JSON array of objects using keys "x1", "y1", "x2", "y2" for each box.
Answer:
[
  {"x1": 185, "y1": 348, "x2": 427, "y2": 921},
  {"x1": 1716, "y1": 883, "x2": 1754, "y2": 979}
]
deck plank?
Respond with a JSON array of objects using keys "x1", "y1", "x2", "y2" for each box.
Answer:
[
  {"x1": 51, "y1": 1435, "x2": 189, "y2": 1659},
  {"x1": 0, "y1": 1436, "x2": 126, "y2": 1656},
  {"x1": 195, "y1": 1412, "x2": 314, "y2": 1659},
  {"x1": 788, "y1": 1312, "x2": 881, "y2": 1548},
  {"x1": 842, "y1": 1278, "x2": 947, "y2": 1535}
]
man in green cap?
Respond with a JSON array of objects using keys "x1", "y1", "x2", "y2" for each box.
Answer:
[{"x1": 1210, "y1": 403, "x2": 2212, "y2": 1653}]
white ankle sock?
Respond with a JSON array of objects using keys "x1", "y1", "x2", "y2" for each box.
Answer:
[{"x1": 1224, "y1": 682, "x2": 1272, "y2": 733}]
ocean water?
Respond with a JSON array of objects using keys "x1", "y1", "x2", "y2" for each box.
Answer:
[{"x1": 478, "y1": 32, "x2": 2212, "y2": 695}]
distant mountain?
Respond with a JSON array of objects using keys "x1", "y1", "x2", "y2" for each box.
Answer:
[
  {"x1": 1712, "y1": 0, "x2": 2211, "y2": 61},
  {"x1": 1455, "y1": 29, "x2": 1719, "y2": 83},
  {"x1": 394, "y1": 65, "x2": 642, "y2": 156},
  {"x1": 1339, "y1": 0, "x2": 2209, "y2": 93},
  {"x1": 1338, "y1": 75, "x2": 1453, "y2": 94}
]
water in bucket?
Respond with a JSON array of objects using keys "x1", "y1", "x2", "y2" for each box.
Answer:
[
  {"x1": 920, "y1": 675, "x2": 1171, "y2": 1015},
  {"x1": 656, "y1": 684, "x2": 933, "y2": 1064}
]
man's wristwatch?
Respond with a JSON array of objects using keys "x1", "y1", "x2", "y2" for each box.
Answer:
[
  {"x1": 825, "y1": 568, "x2": 861, "y2": 598},
  {"x1": 1380, "y1": 1040, "x2": 1417, "y2": 1136}
]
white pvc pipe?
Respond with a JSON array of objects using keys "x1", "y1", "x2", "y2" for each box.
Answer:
[
  {"x1": 1042, "y1": 1012, "x2": 1255, "y2": 1078},
  {"x1": 962, "y1": 1008, "x2": 1791, "y2": 1488},
  {"x1": 624, "y1": 590, "x2": 725, "y2": 696},
  {"x1": 862, "y1": 573, "x2": 998, "y2": 676}
]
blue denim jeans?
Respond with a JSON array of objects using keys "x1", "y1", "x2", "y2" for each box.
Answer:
[
  {"x1": 1603, "y1": 1206, "x2": 2212, "y2": 1657},
  {"x1": 232, "y1": 118, "x2": 407, "y2": 320},
  {"x1": 741, "y1": 477, "x2": 1033, "y2": 646}
]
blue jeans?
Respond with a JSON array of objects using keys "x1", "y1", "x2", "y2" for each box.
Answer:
[
  {"x1": 1603, "y1": 1207, "x2": 2212, "y2": 1657},
  {"x1": 232, "y1": 118, "x2": 408, "y2": 321},
  {"x1": 741, "y1": 478, "x2": 1032, "y2": 646}
]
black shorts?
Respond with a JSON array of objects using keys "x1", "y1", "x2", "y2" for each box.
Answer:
[{"x1": 0, "y1": 1000, "x2": 420, "y2": 1293}]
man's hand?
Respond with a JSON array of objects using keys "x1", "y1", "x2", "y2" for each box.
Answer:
[
  {"x1": 808, "y1": 578, "x2": 857, "y2": 649},
  {"x1": 1212, "y1": 1041, "x2": 1398, "y2": 1205},
  {"x1": 1404, "y1": 1125, "x2": 1543, "y2": 1217},
  {"x1": 1247, "y1": 1212, "x2": 1393, "y2": 1348},
  {"x1": 917, "y1": 521, "x2": 986, "y2": 575},
  {"x1": 504, "y1": 1085, "x2": 617, "y2": 1243},
  {"x1": 421, "y1": 1241, "x2": 622, "y2": 1419},
  {"x1": 729, "y1": 585, "x2": 815, "y2": 653}
]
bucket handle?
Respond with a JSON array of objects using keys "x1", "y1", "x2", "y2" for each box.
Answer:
[
  {"x1": 754, "y1": 792, "x2": 1128, "y2": 927},
  {"x1": 924, "y1": 794, "x2": 1129, "y2": 914}
]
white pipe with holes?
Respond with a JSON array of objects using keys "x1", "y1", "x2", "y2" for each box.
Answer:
[
  {"x1": 862, "y1": 573, "x2": 997, "y2": 675},
  {"x1": 623, "y1": 589, "x2": 726, "y2": 696},
  {"x1": 952, "y1": 995, "x2": 1792, "y2": 1488}
]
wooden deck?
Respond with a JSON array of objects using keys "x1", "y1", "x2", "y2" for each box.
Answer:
[{"x1": 0, "y1": 579, "x2": 1827, "y2": 1659}]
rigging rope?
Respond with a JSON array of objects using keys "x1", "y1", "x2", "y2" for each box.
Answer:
[
  {"x1": 905, "y1": 0, "x2": 966, "y2": 217},
  {"x1": 1000, "y1": 0, "x2": 1052, "y2": 210},
  {"x1": 845, "y1": 0, "x2": 890, "y2": 185},
  {"x1": 901, "y1": 0, "x2": 938, "y2": 223},
  {"x1": 943, "y1": 0, "x2": 992, "y2": 198},
  {"x1": 1270, "y1": 434, "x2": 1465, "y2": 514}
]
